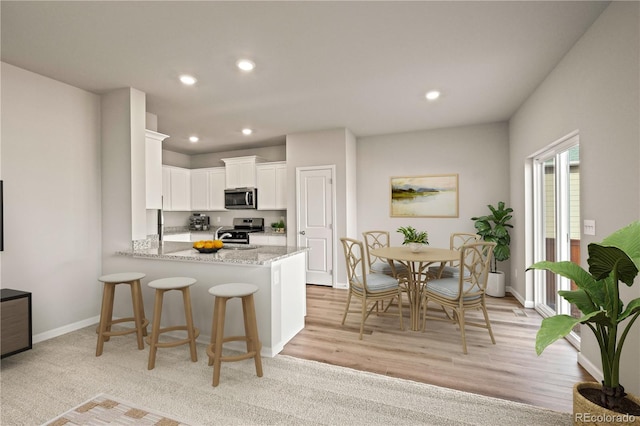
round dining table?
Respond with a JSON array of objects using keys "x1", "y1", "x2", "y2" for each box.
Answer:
[{"x1": 370, "y1": 246, "x2": 459, "y2": 331}]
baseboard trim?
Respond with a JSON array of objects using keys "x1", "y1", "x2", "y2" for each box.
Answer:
[
  {"x1": 578, "y1": 352, "x2": 603, "y2": 383},
  {"x1": 33, "y1": 316, "x2": 100, "y2": 344},
  {"x1": 507, "y1": 286, "x2": 535, "y2": 308}
]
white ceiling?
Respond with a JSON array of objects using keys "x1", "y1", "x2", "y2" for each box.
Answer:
[{"x1": 1, "y1": 1, "x2": 609, "y2": 155}]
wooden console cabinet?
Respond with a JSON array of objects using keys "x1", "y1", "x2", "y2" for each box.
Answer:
[{"x1": 1, "y1": 289, "x2": 32, "y2": 358}]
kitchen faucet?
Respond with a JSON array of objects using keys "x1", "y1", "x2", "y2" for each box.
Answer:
[{"x1": 215, "y1": 226, "x2": 233, "y2": 240}]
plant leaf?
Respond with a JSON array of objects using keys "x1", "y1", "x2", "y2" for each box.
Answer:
[
  {"x1": 557, "y1": 289, "x2": 598, "y2": 315},
  {"x1": 536, "y1": 315, "x2": 581, "y2": 355},
  {"x1": 527, "y1": 260, "x2": 604, "y2": 304},
  {"x1": 588, "y1": 244, "x2": 638, "y2": 287},
  {"x1": 619, "y1": 297, "x2": 640, "y2": 322}
]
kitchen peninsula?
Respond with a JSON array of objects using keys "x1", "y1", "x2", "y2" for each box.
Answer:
[{"x1": 110, "y1": 242, "x2": 308, "y2": 357}]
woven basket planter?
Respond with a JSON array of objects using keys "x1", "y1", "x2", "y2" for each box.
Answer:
[{"x1": 573, "y1": 382, "x2": 640, "y2": 425}]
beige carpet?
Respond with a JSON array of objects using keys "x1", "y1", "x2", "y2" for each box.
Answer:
[{"x1": 1, "y1": 326, "x2": 571, "y2": 425}]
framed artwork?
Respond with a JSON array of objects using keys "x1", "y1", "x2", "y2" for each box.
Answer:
[{"x1": 390, "y1": 174, "x2": 459, "y2": 217}]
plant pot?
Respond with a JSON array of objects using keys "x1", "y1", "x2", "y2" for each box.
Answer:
[
  {"x1": 573, "y1": 382, "x2": 640, "y2": 425},
  {"x1": 485, "y1": 271, "x2": 505, "y2": 297},
  {"x1": 408, "y1": 242, "x2": 425, "y2": 253}
]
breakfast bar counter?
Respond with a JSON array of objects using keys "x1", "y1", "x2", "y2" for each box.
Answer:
[{"x1": 105, "y1": 243, "x2": 309, "y2": 357}]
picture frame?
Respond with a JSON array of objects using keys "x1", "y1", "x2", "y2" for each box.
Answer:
[{"x1": 390, "y1": 174, "x2": 459, "y2": 218}]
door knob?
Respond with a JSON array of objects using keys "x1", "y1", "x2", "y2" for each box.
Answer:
[{"x1": 299, "y1": 231, "x2": 306, "y2": 235}]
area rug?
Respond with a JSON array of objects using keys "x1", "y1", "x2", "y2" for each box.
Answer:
[
  {"x1": 1, "y1": 325, "x2": 572, "y2": 425},
  {"x1": 44, "y1": 394, "x2": 189, "y2": 426}
]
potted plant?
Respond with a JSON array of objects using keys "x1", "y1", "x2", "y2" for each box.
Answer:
[
  {"x1": 527, "y1": 221, "x2": 640, "y2": 420},
  {"x1": 471, "y1": 201, "x2": 513, "y2": 297},
  {"x1": 271, "y1": 220, "x2": 285, "y2": 233},
  {"x1": 397, "y1": 226, "x2": 429, "y2": 252}
]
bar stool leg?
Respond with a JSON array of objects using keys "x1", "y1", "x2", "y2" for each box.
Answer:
[
  {"x1": 133, "y1": 279, "x2": 148, "y2": 337},
  {"x1": 147, "y1": 289, "x2": 164, "y2": 370},
  {"x1": 182, "y1": 287, "x2": 198, "y2": 363},
  {"x1": 212, "y1": 296, "x2": 227, "y2": 387},
  {"x1": 96, "y1": 282, "x2": 114, "y2": 356},
  {"x1": 243, "y1": 294, "x2": 263, "y2": 378},
  {"x1": 130, "y1": 280, "x2": 145, "y2": 349}
]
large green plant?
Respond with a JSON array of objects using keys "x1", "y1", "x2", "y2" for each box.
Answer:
[
  {"x1": 527, "y1": 221, "x2": 640, "y2": 411},
  {"x1": 471, "y1": 201, "x2": 513, "y2": 272}
]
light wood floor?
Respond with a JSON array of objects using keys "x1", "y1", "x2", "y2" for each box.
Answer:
[{"x1": 281, "y1": 284, "x2": 594, "y2": 413}]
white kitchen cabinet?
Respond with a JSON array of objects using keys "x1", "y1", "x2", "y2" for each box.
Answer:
[
  {"x1": 207, "y1": 167, "x2": 226, "y2": 210},
  {"x1": 222, "y1": 156, "x2": 264, "y2": 189},
  {"x1": 190, "y1": 167, "x2": 226, "y2": 211},
  {"x1": 190, "y1": 169, "x2": 209, "y2": 211},
  {"x1": 256, "y1": 162, "x2": 287, "y2": 210},
  {"x1": 162, "y1": 165, "x2": 191, "y2": 211},
  {"x1": 249, "y1": 233, "x2": 286, "y2": 246},
  {"x1": 145, "y1": 130, "x2": 169, "y2": 209}
]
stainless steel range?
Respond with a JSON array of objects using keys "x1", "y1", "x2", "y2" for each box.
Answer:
[{"x1": 216, "y1": 217, "x2": 264, "y2": 244}]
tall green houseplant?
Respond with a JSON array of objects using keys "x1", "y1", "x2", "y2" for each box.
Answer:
[
  {"x1": 528, "y1": 221, "x2": 640, "y2": 412},
  {"x1": 471, "y1": 201, "x2": 513, "y2": 272}
]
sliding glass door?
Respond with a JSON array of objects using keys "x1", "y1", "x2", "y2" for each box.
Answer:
[{"x1": 532, "y1": 134, "x2": 581, "y2": 346}]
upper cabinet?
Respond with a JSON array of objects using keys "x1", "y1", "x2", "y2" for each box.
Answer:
[
  {"x1": 256, "y1": 162, "x2": 287, "y2": 210},
  {"x1": 145, "y1": 130, "x2": 169, "y2": 209},
  {"x1": 190, "y1": 167, "x2": 226, "y2": 211},
  {"x1": 162, "y1": 165, "x2": 191, "y2": 211},
  {"x1": 222, "y1": 156, "x2": 264, "y2": 188}
]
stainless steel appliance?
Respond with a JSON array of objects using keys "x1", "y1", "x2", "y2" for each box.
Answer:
[
  {"x1": 224, "y1": 187, "x2": 257, "y2": 209},
  {"x1": 189, "y1": 213, "x2": 210, "y2": 231},
  {"x1": 217, "y1": 217, "x2": 264, "y2": 244}
]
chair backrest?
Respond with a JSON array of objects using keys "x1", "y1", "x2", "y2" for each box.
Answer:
[
  {"x1": 362, "y1": 230, "x2": 390, "y2": 272},
  {"x1": 340, "y1": 237, "x2": 367, "y2": 292},
  {"x1": 449, "y1": 233, "x2": 481, "y2": 267},
  {"x1": 457, "y1": 241, "x2": 496, "y2": 299}
]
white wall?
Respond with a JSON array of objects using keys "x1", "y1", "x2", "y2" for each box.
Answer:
[
  {"x1": 357, "y1": 122, "x2": 510, "y2": 262},
  {"x1": 509, "y1": 2, "x2": 640, "y2": 394},
  {"x1": 0, "y1": 62, "x2": 102, "y2": 337}
]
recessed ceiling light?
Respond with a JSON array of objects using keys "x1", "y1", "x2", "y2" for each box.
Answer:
[
  {"x1": 242, "y1": 128, "x2": 253, "y2": 136},
  {"x1": 179, "y1": 74, "x2": 197, "y2": 85},
  {"x1": 425, "y1": 90, "x2": 441, "y2": 101},
  {"x1": 236, "y1": 59, "x2": 256, "y2": 72},
  {"x1": 189, "y1": 136, "x2": 199, "y2": 143}
]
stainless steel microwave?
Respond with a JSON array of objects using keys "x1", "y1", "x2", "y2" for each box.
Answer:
[{"x1": 224, "y1": 187, "x2": 257, "y2": 209}]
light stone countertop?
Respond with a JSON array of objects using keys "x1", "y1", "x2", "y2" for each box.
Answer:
[{"x1": 117, "y1": 241, "x2": 308, "y2": 266}]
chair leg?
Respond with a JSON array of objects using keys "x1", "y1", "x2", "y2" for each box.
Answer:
[
  {"x1": 456, "y1": 308, "x2": 468, "y2": 354},
  {"x1": 96, "y1": 283, "x2": 114, "y2": 356},
  {"x1": 133, "y1": 279, "x2": 148, "y2": 337},
  {"x1": 182, "y1": 287, "x2": 198, "y2": 362},
  {"x1": 148, "y1": 289, "x2": 164, "y2": 370},
  {"x1": 341, "y1": 291, "x2": 352, "y2": 325},
  {"x1": 480, "y1": 303, "x2": 496, "y2": 344},
  {"x1": 242, "y1": 295, "x2": 263, "y2": 378},
  {"x1": 211, "y1": 297, "x2": 227, "y2": 387},
  {"x1": 359, "y1": 297, "x2": 366, "y2": 340},
  {"x1": 130, "y1": 280, "x2": 145, "y2": 350},
  {"x1": 397, "y1": 292, "x2": 404, "y2": 331}
]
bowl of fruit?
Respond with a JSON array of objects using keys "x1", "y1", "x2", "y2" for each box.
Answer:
[{"x1": 193, "y1": 240, "x2": 224, "y2": 253}]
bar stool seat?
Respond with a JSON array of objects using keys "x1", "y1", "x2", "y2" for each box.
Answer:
[
  {"x1": 207, "y1": 283, "x2": 263, "y2": 387},
  {"x1": 146, "y1": 277, "x2": 200, "y2": 370},
  {"x1": 96, "y1": 272, "x2": 149, "y2": 356}
]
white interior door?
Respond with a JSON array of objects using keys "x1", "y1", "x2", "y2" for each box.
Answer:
[{"x1": 297, "y1": 166, "x2": 335, "y2": 286}]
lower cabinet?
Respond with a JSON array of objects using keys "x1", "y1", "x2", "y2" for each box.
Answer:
[
  {"x1": 250, "y1": 233, "x2": 286, "y2": 246},
  {"x1": 1, "y1": 289, "x2": 32, "y2": 359}
]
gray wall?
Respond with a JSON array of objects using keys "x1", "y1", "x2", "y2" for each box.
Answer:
[
  {"x1": 0, "y1": 62, "x2": 103, "y2": 338},
  {"x1": 509, "y1": 2, "x2": 640, "y2": 394},
  {"x1": 357, "y1": 122, "x2": 510, "y2": 263}
]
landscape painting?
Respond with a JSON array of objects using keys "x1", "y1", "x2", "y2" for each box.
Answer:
[{"x1": 390, "y1": 174, "x2": 459, "y2": 217}]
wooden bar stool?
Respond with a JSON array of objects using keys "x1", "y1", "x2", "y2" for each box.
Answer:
[
  {"x1": 96, "y1": 272, "x2": 149, "y2": 357},
  {"x1": 147, "y1": 277, "x2": 200, "y2": 370},
  {"x1": 207, "y1": 283, "x2": 263, "y2": 387}
]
